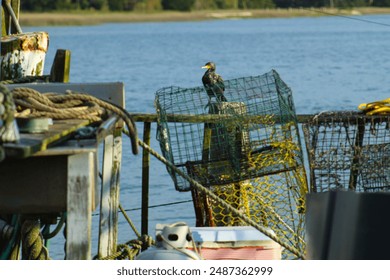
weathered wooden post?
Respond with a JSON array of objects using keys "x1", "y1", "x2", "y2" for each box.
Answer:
[
  {"x1": 50, "y1": 49, "x2": 71, "y2": 83},
  {"x1": 1, "y1": 1, "x2": 49, "y2": 81},
  {"x1": 1, "y1": 31, "x2": 49, "y2": 81}
]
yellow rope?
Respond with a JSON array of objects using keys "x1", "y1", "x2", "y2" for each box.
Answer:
[
  {"x1": 358, "y1": 98, "x2": 390, "y2": 115},
  {"x1": 119, "y1": 203, "x2": 141, "y2": 239},
  {"x1": 95, "y1": 204, "x2": 154, "y2": 260},
  {"x1": 95, "y1": 235, "x2": 154, "y2": 260}
]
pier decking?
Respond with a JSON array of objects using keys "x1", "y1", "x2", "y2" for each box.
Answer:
[{"x1": 0, "y1": 82, "x2": 125, "y2": 259}]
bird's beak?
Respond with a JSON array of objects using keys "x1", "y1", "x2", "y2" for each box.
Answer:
[{"x1": 202, "y1": 65, "x2": 210, "y2": 69}]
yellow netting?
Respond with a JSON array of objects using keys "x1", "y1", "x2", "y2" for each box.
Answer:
[{"x1": 204, "y1": 121, "x2": 308, "y2": 259}]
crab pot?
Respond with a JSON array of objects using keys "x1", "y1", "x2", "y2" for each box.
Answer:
[
  {"x1": 155, "y1": 70, "x2": 305, "y2": 192},
  {"x1": 303, "y1": 111, "x2": 390, "y2": 193},
  {"x1": 156, "y1": 70, "x2": 308, "y2": 258}
]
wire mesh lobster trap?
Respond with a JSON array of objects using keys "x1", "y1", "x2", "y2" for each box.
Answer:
[
  {"x1": 155, "y1": 70, "x2": 308, "y2": 259},
  {"x1": 303, "y1": 111, "x2": 390, "y2": 193},
  {"x1": 155, "y1": 70, "x2": 305, "y2": 191}
]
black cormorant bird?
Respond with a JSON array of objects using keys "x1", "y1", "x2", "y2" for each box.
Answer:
[{"x1": 202, "y1": 62, "x2": 227, "y2": 102}]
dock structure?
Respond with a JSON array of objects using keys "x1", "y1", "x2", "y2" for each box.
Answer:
[
  {"x1": 1, "y1": 1, "x2": 50, "y2": 82},
  {"x1": 0, "y1": 1, "x2": 130, "y2": 259},
  {"x1": 0, "y1": 4, "x2": 313, "y2": 258},
  {"x1": 3, "y1": 0, "x2": 389, "y2": 261},
  {"x1": 0, "y1": 82, "x2": 126, "y2": 259}
]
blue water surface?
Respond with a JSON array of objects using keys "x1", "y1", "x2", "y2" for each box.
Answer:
[{"x1": 25, "y1": 14, "x2": 390, "y2": 259}]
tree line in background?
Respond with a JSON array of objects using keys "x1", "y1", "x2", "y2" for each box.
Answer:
[{"x1": 20, "y1": 0, "x2": 390, "y2": 12}]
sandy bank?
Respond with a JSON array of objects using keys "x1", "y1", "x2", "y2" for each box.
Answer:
[{"x1": 18, "y1": 8, "x2": 390, "y2": 27}]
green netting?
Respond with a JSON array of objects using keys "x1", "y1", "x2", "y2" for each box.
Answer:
[
  {"x1": 155, "y1": 70, "x2": 308, "y2": 259},
  {"x1": 303, "y1": 111, "x2": 390, "y2": 193},
  {"x1": 155, "y1": 70, "x2": 304, "y2": 192}
]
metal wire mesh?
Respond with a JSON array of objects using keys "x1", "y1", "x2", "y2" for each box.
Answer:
[
  {"x1": 155, "y1": 70, "x2": 304, "y2": 190},
  {"x1": 155, "y1": 70, "x2": 308, "y2": 259},
  {"x1": 303, "y1": 111, "x2": 390, "y2": 193}
]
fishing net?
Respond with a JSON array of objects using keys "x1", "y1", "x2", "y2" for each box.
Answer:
[
  {"x1": 155, "y1": 70, "x2": 308, "y2": 259},
  {"x1": 303, "y1": 111, "x2": 390, "y2": 193}
]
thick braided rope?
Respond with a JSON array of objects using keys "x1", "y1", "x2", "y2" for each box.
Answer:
[
  {"x1": 12, "y1": 87, "x2": 139, "y2": 154},
  {"x1": 12, "y1": 87, "x2": 84, "y2": 109},
  {"x1": 119, "y1": 203, "x2": 141, "y2": 239},
  {"x1": 21, "y1": 220, "x2": 50, "y2": 260},
  {"x1": 96, "y1": 237, "x2": 153, "y2": 260}
]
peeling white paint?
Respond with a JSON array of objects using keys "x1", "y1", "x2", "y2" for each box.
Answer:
[
  {"x1": 1, "y1": 32, "x2": 49, "y2": 80},
  {"x1": 1, "y1": 49, "x2": 46, "y2": 79}
]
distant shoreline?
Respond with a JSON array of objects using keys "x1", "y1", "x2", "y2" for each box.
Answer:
[{"x1": 19, "y1": 7, "x2": 390, "y2": 26}]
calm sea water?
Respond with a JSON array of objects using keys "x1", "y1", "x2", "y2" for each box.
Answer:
[{"x1": 25, "y1": 14, "x2": 390, "y2": 259}]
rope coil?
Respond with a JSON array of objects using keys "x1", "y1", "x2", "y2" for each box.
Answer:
[
  {"x1": 11, "y1": 87, "x2": 139, "y2": 154},
  {"x1": 358, "y1": 97, "x2": 390, "y2": 115},
  {"x1": 95, "y1": 235, "x2": 154, "y2": 260}
]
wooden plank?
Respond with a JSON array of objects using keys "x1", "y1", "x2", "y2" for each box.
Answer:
[
  {"x1": 50, "y1": 49, "x2": 71, "y2": 83},
  {"x1": 66, "y1": 152, "x2": 96, "y2": 260},
  {"x1": 98, "y1": 134, "x2": 114, "y2": 257},
  {"x1": 97, "y1": 116, "x2": 121, "y2": 257},
  {"x1": 3, "y1": 119, "x2": 92, "y2": 158},
  {"x1": 34, "y1": 140, "x2": 97, "y2": 156},
  {"x1": 0, "y1": 155, "x2": 67, "y2": 213},
  {"x1": 98, "y1": 131, "x2": 122, "y2": 257},
  {"x1": 111, "y1": 132, "x2": 121, "y2": 249}
]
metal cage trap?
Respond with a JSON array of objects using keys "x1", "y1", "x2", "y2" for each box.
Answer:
[
  {"x1": 303, "y1": 111, "x2": 390, "y2": 193},
  {"x1": 155, "y1": 70, "x2": 306, "y2": 191},
  {"x1": 155, "y1": 70, "x2": 308, "y2": 259}
]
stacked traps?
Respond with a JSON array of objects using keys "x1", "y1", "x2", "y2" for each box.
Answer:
[
  {"x1": 155, "y1": 70, "x2": 308, "y2": 259},
  {"x1": 303, "y1": 110, "x2": 390, "y2": 193}
]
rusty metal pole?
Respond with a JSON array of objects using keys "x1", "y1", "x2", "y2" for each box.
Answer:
[{"x1": 141, "y1": 122, "x2": 151, "y2": 236}]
